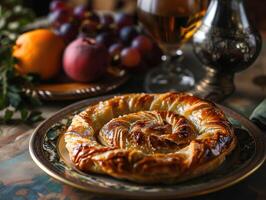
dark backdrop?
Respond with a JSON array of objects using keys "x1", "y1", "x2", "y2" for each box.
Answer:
[
  {"x1": 22, "y1": 0, "x2": 266, "y2": 31},
  {"x1": 23, "y1": 0, "x2": 52, "y2": 16}
]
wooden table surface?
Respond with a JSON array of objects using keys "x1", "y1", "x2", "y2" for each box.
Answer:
[{"x1": 0, "y1": 41, "x2": 265, "y2": 199}]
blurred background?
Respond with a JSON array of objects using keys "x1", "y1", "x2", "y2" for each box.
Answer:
[
  {"x1": 22, "y1": 0, "x2": 266, "y2": 32},
  {"x1": 23, "y1": 0, "x2": 136, "y2": 16}
]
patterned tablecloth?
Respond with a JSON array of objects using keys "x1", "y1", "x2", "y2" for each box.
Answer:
[{"x1": 0, "y1": 41, "x2": 265, "y2": 200}]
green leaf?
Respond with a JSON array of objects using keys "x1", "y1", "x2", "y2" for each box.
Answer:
[
  {"x1": 27, "y1": 110, "x2": 44, "y2": 124},
  {"x1": 30, "y1": 97, "x2": 42, "y2": 107},
  {"x1": 20, "y1": 108, "x2": 28, "y2": 121},
  {"x1": 24, "y1": 73, "x2": 41, "y2": 84},
  {"x1": 0, "y1": 94, "x2": 7, "y2": 110},
  {"x1": 4, "y1": 109, "x2": 13, "y2": 121},
  {"x1": 9, "y1": 85, "x2": 21, "y2": 93},
  {"x1": 7, "y1": 91, "x2": 21, "y2": 108},
  {"x1": 0, "y1": 0, "x2": 40, "y2": 125}
]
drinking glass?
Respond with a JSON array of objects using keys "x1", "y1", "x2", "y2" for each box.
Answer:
[{"x1": 137, "y1": 0, "x2": 208, "y2": 92}]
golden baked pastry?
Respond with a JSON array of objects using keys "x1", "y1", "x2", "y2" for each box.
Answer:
[{"x1": 64, "y1": 93, "x2": 236, "y2": 183}]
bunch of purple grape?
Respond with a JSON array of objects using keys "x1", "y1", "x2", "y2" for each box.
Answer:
[{"x1": 48, "y1": 0, "x2": 162, "y2": 69}]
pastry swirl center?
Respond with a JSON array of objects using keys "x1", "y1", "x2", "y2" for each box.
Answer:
[{"x1": 99, "y1": 111, "x2": 197, "y2": 154}]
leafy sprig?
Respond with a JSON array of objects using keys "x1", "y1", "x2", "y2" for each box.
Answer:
[
  {"x1": 0, "y1": 0, "x2": 43, "y2": 124},
  {"x1": 0, "y1": 0, "x2": 35, "y2": 41},
  {"x1": 0, "y1": 35, "x2": 43, "y2": 124}
]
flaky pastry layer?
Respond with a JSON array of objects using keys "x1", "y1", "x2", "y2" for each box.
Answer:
[{"x1": 64, "y1": 93, "x2": 236, "y2": 183}]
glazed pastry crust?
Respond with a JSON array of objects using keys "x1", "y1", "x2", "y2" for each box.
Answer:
[{"x1": 64, "y1": 93, "x2": 236, "y2": 183}]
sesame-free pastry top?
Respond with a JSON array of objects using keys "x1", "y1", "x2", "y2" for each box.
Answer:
[{"x1": 64, "y1": 93, "x2": 236, "y2": 183}]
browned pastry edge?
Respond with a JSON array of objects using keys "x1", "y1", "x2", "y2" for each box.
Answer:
[{"x1": 64, "y1": 92, "x2": 236, "y2": 183}]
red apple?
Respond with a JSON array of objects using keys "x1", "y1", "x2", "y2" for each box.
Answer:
[{"x1": 63, "y1": 37, "x2": 109, "y2": 82}]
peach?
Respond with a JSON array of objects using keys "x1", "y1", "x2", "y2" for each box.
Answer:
[{"x1": 63, "y1": 37, "x2": 109, "y2": 82}]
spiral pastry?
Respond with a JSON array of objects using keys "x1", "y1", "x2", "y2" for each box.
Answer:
[{"x1": 64, "y1": 93, "x2": 236, "y2": 183}]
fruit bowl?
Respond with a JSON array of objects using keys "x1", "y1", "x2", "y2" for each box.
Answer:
[
  {"x1": 25, "y1": 67, "x2": 128, "y2": 101},
  {"x1": 18, "y1": 2, "x2": 163, "y2": 101}
]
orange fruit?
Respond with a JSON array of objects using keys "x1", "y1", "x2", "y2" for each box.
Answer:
[{"x1": 13, "y1": 29, "x2": 65, "y2": 80}]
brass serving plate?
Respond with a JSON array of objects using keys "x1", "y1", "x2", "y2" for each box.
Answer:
[
  {"x1": 25, "y1": 68, "x2": 129, "y2": 101},
  {"x1": 29, "y1": 95, "x2": 266, "y2": 199}
]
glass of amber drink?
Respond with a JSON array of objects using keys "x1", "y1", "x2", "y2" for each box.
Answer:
[{"x1": 137, "y1": 0, "x2": 207, "y2": 92}]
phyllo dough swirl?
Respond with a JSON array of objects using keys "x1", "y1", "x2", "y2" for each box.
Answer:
[{"x1": 64, "y1": 93, "x2": 236, "y2": 183}]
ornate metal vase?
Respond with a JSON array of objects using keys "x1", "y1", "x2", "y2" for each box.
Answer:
[{"x1": 193, "y1": 0, "x2": 262, "y2": 101}]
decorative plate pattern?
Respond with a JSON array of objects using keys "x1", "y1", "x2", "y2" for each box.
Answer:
[
  {"x1": 29, "y1": 95, "x2": 266, "y2": 199},
  {"x1": 25, "y1": 68, "x2": 129, "y2": 101}
]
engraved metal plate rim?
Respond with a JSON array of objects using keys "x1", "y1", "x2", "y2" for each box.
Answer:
[
  {"x1": 26, "y1": 71, "x2": 129, "y2": 101},
  {"x1": 29, "y1": 95, "x2": 266, "y2": 199}
]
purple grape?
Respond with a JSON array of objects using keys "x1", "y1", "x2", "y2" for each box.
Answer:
[
  {"x1": 100, "y1": 14, "x2": 114, "y2": 27},
  {"x1": 48, "y1": 9, "x2": 71, "y2": 27},
  {"x1": 96, "y1": 32, "x2": 117, "y2": 48},
  {"x1": 79, "y1": 20, "x2": 98, "y2": 37},
  {"x1": 50, "y1": 1, "x2": 67, "y2": 11},
  {"x1": 109, "y1": 43, "x2": 123, "y2": 66},
  {"x1": 115, "y1": 13, "x2": 134, "y2": 30},
  {"x1": 131, "y1": 35, "x2": 153, "y2": 54},
  {"x1": 109, "y1": 43, "x2": 124, "y2": 56},
  {"x1": 121, "y1": 47, "x2": 141, "y2": 68},
  {"x1": 59, "y1": 22, "x2": 78, "y2": 43},
  {"x1": 73, "y1": 5, "x2": 88, "y2": 20},
  {"x1": 119, "y1": 26, "x2": 139, "y2": 45}
]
